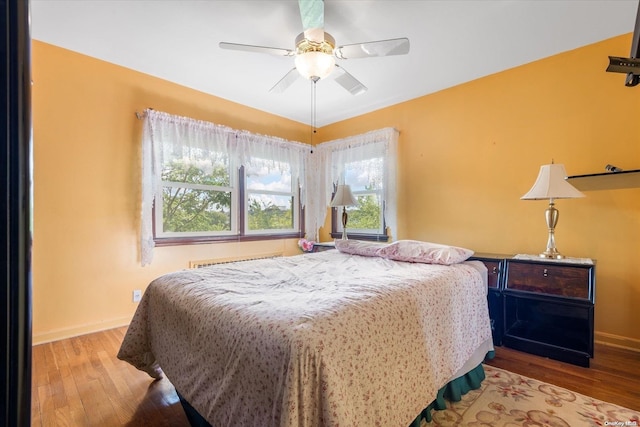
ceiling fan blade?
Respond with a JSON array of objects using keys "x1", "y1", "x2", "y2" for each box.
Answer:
[
  {"x1": 269, "y1": 68, "x2": 300, "y2": 93},
  {"x1": 298, "y1": 0, "x2": 324, "y2": 32},
  {"x1": 335, "y1": 37, "x2": 410, "y2": 59},
  {"x1": 333, "y1": 64, "x2": 367, "y2": 96},
  {"x1": 219, "y1": 42, "x2": 295, "y2": 57}
]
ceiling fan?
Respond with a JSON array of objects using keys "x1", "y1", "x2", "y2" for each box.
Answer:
[{"x1": 219, "y1": 0, "x2": 410, "y2": 96}]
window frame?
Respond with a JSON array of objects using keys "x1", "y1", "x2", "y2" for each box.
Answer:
[
  {"x1": 243, "y1": 159, "x2": 300, "y2": 236},
  {"x1": 154, "y1": 180, "x2": 238, "y2": 239},
  {"x1": 153, "y1": 167, "x2": 304, "y2": 246},
  {"x1": 330, "y1": 161, "x2": 389, "y2": 242}
]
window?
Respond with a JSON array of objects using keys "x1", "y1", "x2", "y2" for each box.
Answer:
[
  {"x1": 140, "y1": 110, "x2": 395, "y2": 266},
  {"x1": 314, "y1": 128, "x2": 398, "y2": 242},
  {"x1": 332, "y1": 156, "x2": 387, "y2": 240},
  {"x1": 141, "y1": 110, "x2": 306, "y2": 265},
  {"x1": 156, "y1": 148, "x2": 237, "y2": 238},
  {"x1": 155, "y1": 155, "x2": 301, "y2": 239},
  {"x1": 245, "y1": 158, "x2": 299, "y2": 234},
  {"x1": 154, "y1": 157, "x2": 303, "y2": 240},
  {"x1": 337, "y1": 157, "x2": 385, "y2": 236}
]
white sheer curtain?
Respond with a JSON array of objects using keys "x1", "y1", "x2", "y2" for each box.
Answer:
[
  {"x1": 236, "y1": 130, "x2": 310, "y2": 204},
  {"x1": 140, "y1": 109, "x2": 397, "y2": 264},
  {"x1": 303, "y1": 146, "x2": 328, "y2": 241},
  {"x1": 140, "y1": 110, "x2": 237, "y2": 266},
  {"x1": 140, "y1": 110, "x2": 307, "y2": 266},
  {"x1": 312, "y1": 128, "x2": 399, "y2": 240}
]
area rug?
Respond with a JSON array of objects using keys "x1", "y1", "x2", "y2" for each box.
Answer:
[{"x1": 423, "y1": 364, "x2": 640, "y2": 426}]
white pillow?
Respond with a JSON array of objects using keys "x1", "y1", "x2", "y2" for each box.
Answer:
[
  {"x1": 334, "y1": 239, "x2": 389, "y2": 257},
  {"x1": 379, "y1": 240, "x2": 474, "y2": 265}
]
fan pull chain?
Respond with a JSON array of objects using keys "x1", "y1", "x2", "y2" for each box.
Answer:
[{"x1": 310, "y1": 77, "x2": 319, "y2": 144}]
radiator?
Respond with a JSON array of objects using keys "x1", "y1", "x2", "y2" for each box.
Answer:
[{"x1": 189, "y1": 251, "x2": 283, "y2": 269}]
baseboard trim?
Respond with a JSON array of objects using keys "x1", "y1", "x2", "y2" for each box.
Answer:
[
  {"x1": 595, "y1": 331, "x2": 640, "y2": 353},
  {"x1": 32, "y1": 317, "x2": 132, "y2": 346}
]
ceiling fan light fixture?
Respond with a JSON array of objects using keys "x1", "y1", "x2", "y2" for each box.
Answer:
[
  {"x1": 294, "y1": 31, "x2": 336, "y2": 80},
  {"x1": 295, "y1": 51, "x2": 335, "y2": 80}
]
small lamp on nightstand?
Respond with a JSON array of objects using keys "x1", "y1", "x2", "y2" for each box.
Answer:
[
  {"x1": 521, "y1": 162, "x2": 585, "y2": 259},
  {"x1": 330, "y1": 184, "x2": 358, "y2": 240}
]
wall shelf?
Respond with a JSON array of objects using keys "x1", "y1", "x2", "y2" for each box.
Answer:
[{"x1": 565, "y1": 169, "x2": 640, "y2": 191}]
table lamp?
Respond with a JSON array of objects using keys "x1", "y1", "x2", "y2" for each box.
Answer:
[
  {"x1": 330, "y1": 184, "x2": 358, "y2": 240},
  {"x1": 521, "y1": 162, "x2": 585, "y2": 259}
]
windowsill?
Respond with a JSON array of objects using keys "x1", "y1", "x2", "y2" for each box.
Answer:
[
  {"x1": 329, "y1": 232, "x2": 389, "y2": 242},
  {"x1": 154, "y1": 232, "x2": 303, "y2": 247}
]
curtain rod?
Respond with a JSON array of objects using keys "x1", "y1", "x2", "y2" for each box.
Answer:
[
  {"x1": 135, "y1": 110, "x2": 400, "y2": 136},
  {"x1": 135, "y1": 108, "x2": 154, "y2": 120}
]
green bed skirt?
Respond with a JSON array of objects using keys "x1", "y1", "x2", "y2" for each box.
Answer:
[
  {"x1": 409, "y1": 350, "x2": 495, "y2": 426},
  {"x1": 178, "y1": 351, "x2": 495, "y2": 427}
]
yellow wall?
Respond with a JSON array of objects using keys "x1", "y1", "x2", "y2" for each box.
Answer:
[
  {"x1": 31, "y1": 41, "x2": 309, "y2": 344},
  {"x1": 320, "y1": 34, "x2": 640, "y2": 350},
  {"x1": 33, "y1": 34, "x2": 640, "y2": 350}
]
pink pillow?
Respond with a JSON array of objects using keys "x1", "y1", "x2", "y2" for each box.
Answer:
[
  {"x1": 335, "y1": 239, "x2": 474, "y2": 265},
  {"x1": 334, "y1": 239, "x2": 389, "y2": 257},
  {"x1": 379, "y1": 240, "x2": 474, "y2": 265}
]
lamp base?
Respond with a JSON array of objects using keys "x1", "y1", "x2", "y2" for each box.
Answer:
[
  {"x1": 539, "y1": 201, "x2": 564, "y2": 259},
  {"x1": 539, "y1": 250, "x2": 564, "y2": 260},
  {"x1": 341, "y1": 207, "x2": 349, "y2": 240}
]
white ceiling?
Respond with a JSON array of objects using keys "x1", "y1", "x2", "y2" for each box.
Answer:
[{"x1": 30, "y1": 0, "x2": 638, "y2": 127}]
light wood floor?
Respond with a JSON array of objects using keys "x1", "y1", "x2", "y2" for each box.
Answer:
[{"x1": 31, "y1": 326, "x2": 640, "y2": 426}]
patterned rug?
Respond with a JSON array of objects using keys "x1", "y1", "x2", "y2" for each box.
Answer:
[{"x1": 423, "y1": 365, "x2": 640, "y2": 426}]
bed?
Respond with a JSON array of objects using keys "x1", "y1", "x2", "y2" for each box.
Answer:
[{"x1": 118, "y1": 240, "x2": 494, "y2": 427}]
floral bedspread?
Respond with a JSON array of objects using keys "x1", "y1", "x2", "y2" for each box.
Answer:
[{"x1": 118, "y1": 250, "x2": 493, "y2": 427}]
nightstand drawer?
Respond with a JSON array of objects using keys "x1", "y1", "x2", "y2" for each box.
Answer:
[
  {"x1": 484, "y1": 260, "x2": 501, "y2": 289},
  {"x1": 505, "y1": 261, "x2": 593, "y2": 301},
  {"x1": 469, "y1": 254, "x2": 508, "y2": 290}
]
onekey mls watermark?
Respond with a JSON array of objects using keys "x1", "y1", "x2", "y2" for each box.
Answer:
[{"x1": 604, "y1": 422, "x2": 638, "y2": 426}]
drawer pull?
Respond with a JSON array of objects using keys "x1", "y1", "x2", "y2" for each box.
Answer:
[
  {"x1": 492, "y1": 267, "x2": 498, "y2": 274},
  {"x1": 543, "y1": 268, "x2": 548, "y2": 277}
]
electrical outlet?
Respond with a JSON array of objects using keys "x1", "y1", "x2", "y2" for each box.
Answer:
[{"x1": 132, "y1": 289, "x2": 142, "y2": 303}]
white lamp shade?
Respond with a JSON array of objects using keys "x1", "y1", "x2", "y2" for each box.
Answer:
[
  {"x1": 330, "y1": 184, "x2": 358, "y2": 207},
  {"x1": 295, "y1": 51, "x2": 335, "y2": 80},
  {"x1": 521, "y1": 163, "x2": 585, "y2": 200}
]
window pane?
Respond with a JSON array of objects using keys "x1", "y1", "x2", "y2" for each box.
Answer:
[
  {"x1": 162, "y1": 187, "x2": 231, "y2": 232},
  {"x1": 247, "y1": 194, "x2": 293, "y2": 230},
  {"x1": 246, "y1": 158, "x2": 292, "y2": 192},
  {"x1": 345, "y1": 194, "x2": 382, "y2": 231},
  {"x1": 344, "y1": 158, "x2": 383, "y2": 192},
  {"x1": 339, "y1": 157, "x2": 384, "y2": 235},
  {"x1": 162, "y1": 155, "x2": 230, "y2": 187}
]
